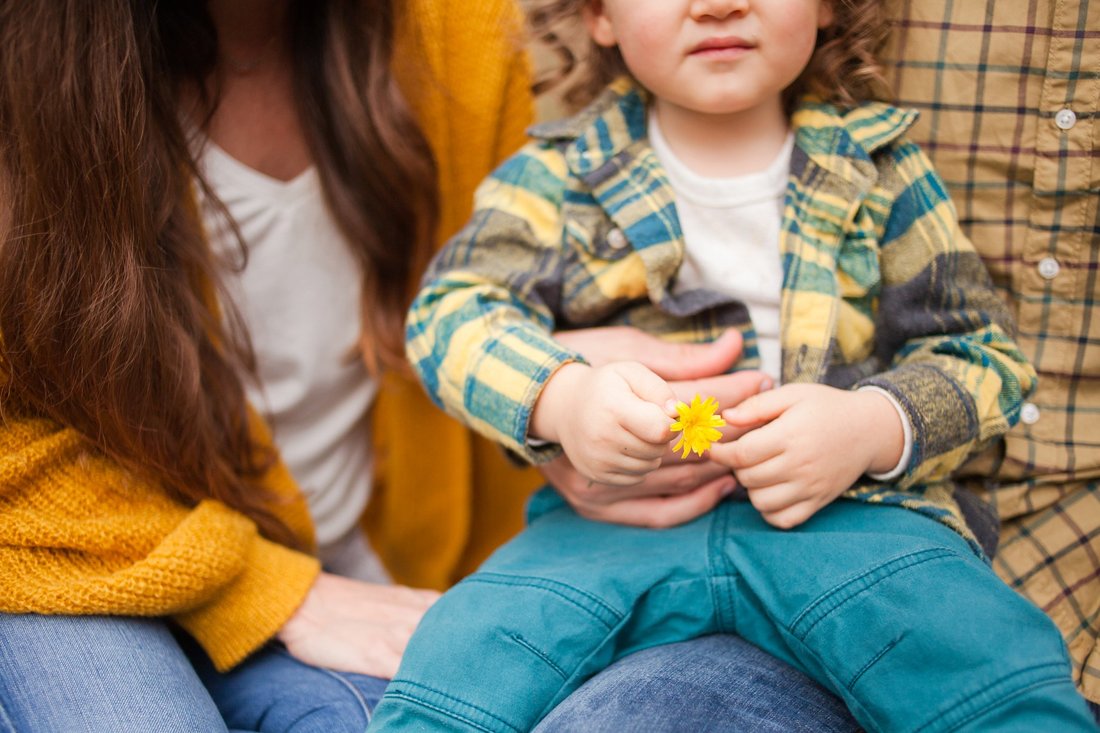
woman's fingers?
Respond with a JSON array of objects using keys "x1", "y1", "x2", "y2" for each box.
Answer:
[
  {"x1": 554, "y1": 326, "x2": 745, "y2": 379},
  {"x1": 539, "y1": 453, "x2": 733, "y2": 504},
  {"x1": 575, "y1": 475, "x2": 736, "y2": 528}
]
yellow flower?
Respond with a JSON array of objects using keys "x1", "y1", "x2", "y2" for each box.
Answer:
[{"x1": 670, "y1": 394, "x2": 726, "y2": 459}]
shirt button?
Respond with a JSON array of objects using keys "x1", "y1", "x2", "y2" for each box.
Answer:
[
  {"x1": 1020, "y1": 402, "x2": 1041, "y2": 425},
  {"x1": 1037, "y1": 257, "x2": 1060, "y2": 280},
  {"x1": 1055, "y1": 108, "x2": 1077, "y2": 130},
  {"x1": 606, "y1": 228, "x2": 628, "y2": 250}
]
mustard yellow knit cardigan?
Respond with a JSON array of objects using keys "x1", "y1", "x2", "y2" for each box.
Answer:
[{"x1": 0, "y1": 0, "x2": 540, "y2": 672}]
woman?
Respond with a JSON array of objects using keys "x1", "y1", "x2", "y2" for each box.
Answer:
[
  {"x1": 0, "y1": 1, "x2": 791, "y2": 730},
  {"x1": 0, "y1": 0, "x2": 540, "y2": 729}
]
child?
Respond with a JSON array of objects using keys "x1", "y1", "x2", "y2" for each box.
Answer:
[{"x1": 371, "y1": 0, "x2": 1097, "y2": 730}]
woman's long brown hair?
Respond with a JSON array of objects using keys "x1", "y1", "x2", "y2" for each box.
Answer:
[{"x1": 0, "y1": 0, "x2": 437, "y2": 547}]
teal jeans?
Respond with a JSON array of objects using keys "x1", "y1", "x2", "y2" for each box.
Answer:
[{"x1": 371, "y1": 492, "x2": 1095, "y2": 732}]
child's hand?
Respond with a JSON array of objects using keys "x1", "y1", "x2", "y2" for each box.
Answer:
[
  {"x1": 710, "y1": 384, "x2": 904, "y2": 529},
  {"x1": 530, "y1": 362, "x2": 677, "y2": 486}
]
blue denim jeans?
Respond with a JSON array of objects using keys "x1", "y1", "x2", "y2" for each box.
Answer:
[
  {"x1": 0, "y1": 613, "x2": 387, "y2": 732},
  {"x1": 0, "y1": 615, "x2": 858, "y2": 733},
  {"x1": 538, "y1": 635, "x2": 1100, "y2": 731},
  {"x1": 535, "y1": 634, "x2": 860, "y2": 732},
  {"x1": 372, "y1": 492, "x2": 1096, "y2": 732}
]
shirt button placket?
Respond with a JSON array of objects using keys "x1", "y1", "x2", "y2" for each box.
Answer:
[
  {"x1": 606, "y1": 228, "x2": 628, "y2": 250},
  {"x1": 1054, "y1": 107, "x2": 1077, "y2": 130},
  {"x1": 1038, "y1": 257, "x2": 1060, "y2": 280}
]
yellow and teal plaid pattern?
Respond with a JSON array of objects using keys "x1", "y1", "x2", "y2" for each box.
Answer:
[
  {"x1": 406, "y1": 77, "x2": 1036, "y2": 552},
  {"x1": 882, "y1": 0, "x2": 1100, "y2": 701}
]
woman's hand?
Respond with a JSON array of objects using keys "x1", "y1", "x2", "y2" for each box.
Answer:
[
  {"x1": 538, "y1": 450, "x2": 737, "y2": 527},
  {"x1": 276, "y1": 572, "x2": 439, "y2": 678},
  {"x1": 554, "y1": 327, "x2": 745, "y2": 377}
]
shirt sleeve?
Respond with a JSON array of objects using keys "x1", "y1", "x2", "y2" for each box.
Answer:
[
  {"x1": 855, "y1": 139, "x2": 1037, "y2": 488},
  {"x1": 405, "y1": 144, "x2": 585, "y2": 464}
]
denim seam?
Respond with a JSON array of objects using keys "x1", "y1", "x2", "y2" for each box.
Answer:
[
  {"x1": 317, "y1": 667, "x2": 373, "y2": 726},
  {"x1": 538, "y1": 608, "x2": 639, "y2": 722},
  {"x1": 791, "y1": 548, "x2": 958, "y2": 639},
  {"x1": 272, "y1": 646, "x2": 374, "y2": 725},
  {"x1": 774, "y1": 626, "x2": 879, "y2": 730},
  {"x1": 382, "y1": 693, "x2": 498, "y2": 733},
  {"x1": 911, "y1": 661, "x2": 1073, "y2": 733},
  {"x1": 0, "y1": 697, "x2": 15, "y2": 733},
  {"x1": 846, "y1": 633, "x2": 903, "y2": 691},
  {"x1": 467, "y1": 574, "x2": 622, "y2": 628},
  {"x1": 471, "y1": 572, "x2": 619, "y2": 617},
  {"x1": 706, "y1": 507, "x2": 736, "y2": 633},
  {"x1": 509, "y1": 633, "x2": 568, "y2": 679},
  {"x1": 386, "y1": 680, "x2": 520, "y2": 732}
]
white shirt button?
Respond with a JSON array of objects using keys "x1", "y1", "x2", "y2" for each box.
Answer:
[
  {"x1": 1038, "y1": 257, "x2": 1060, "y2": 280},
  {"x1": 606, "y1": 228, "x2": 628, "y2": 249},
  {"x1": 1020, "y1": 402, "x2": 1041, "y2": 425},
  {"x1": 1055, "y1": 108, "x2": 1077, "y2": 130}
]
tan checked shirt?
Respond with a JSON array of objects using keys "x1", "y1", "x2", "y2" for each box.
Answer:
[{"x1": 882, "y1": 0, "x2": 1100, "y2": 702}]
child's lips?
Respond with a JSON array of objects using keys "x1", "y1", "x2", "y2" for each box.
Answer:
[{"x1": 689, "y1": 36, "x2": 755, "y2": 59}]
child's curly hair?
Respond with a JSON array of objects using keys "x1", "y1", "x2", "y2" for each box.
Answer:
[{"x1": 529, "y1": 0, "x2": 892, "y2": 114}]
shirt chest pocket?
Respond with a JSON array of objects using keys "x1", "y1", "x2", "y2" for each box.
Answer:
[{"x1": 559, "y1": 205, "x2": 649, "y2": 322}]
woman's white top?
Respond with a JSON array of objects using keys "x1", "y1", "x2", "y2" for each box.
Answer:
[
  {"x1": 649, "y1": 111, "x2": 791, "y2": 380},
  {"x1": 197, "y1": 141, "x2": 389, "y2": 582}
]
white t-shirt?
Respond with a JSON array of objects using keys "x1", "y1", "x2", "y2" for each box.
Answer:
[
  {"x1": 198, "y1": 141, "x2": 389, "y2": 582},
  {"x1": 651, "y1": 112, "x2": 791, "y2": 379}
]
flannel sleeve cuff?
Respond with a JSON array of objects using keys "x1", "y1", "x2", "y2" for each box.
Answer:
[
  {"x1": 858, "y1": 385, "x2": 914, "y2": 482},
  {"x1": 857, "y1": 364, "x2": 980, "y2": 485},
  {"x1": 461, "y1": 326, "x2": 584, "y2": 464}
]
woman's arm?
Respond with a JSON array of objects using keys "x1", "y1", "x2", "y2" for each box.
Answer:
[
  {"x1": 0, "y1": 412, "x2": 437, "y2": 677},
  {"x1": 0, "y1": 413, "x2": 319, "y2": 672}
]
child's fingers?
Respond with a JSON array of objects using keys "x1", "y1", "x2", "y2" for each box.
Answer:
[
  {"x1": 589, "y1": 454, "x2": 664, "y2": 486},
  {"x1": 731, "y1": 454, "x2": 790, "y2": 491},
  {"x1": 744, "y1": 481, "x2": 804, "y2": 515},
  {"x1": 607, "y1": 454, "x2": 664, "y2": 477},
  {"x1": 709, "y1": 426, "x2": 784, "y2": 471},
  {"x1": 591, "y1": 422, "x2": 669, "y2": 461},
  {"x1": 760, "y1": 498, "x2": 822, "y2": 530},
  {"x1": 722, "y1": 385, "x2": 797, "y2": 427},
  {"x1": 619, "y1": 399, "x2": 676, "y2": 446},
  {"x1": 614, "y1": 362, "x2": 677, "y2": 416}
]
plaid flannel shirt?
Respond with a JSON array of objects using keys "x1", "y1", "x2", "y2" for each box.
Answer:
[
  {"x1": 407, "y1": 77, "x2": 1036, "y2": 553},
  {"x1": 882, "y1": 0, "x2": 1100, "y2": 701}
]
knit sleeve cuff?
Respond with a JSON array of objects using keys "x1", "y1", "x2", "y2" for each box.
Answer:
[{"x1": 174, "y1": 535, "x2": 320, "y2": 672}]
